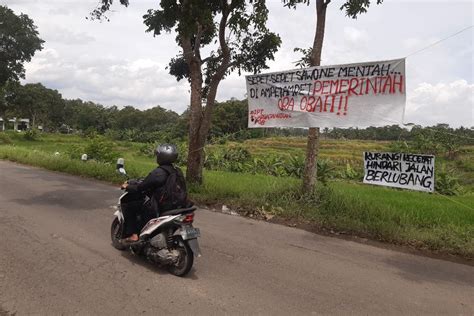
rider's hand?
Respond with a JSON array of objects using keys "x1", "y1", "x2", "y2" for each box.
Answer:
[{"x1": 121, "y1": 182, "x2": 128, "y2": 190}]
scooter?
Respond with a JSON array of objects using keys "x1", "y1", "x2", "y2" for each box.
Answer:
[{"x1": 111, "y1": 160, "x2": 201, "y2": 277}]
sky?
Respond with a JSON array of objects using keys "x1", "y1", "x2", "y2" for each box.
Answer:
[{"x1": 2, "y1": 0, "x2": 473, "y2": 127}]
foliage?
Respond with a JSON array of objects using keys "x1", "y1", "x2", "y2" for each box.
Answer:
[
  {"x1": 0, "y1": 5, "x2": 44, "y2": 86},
  {"x1": 283, "y1": 155, "x2": 305, "y2": 178},
  {"x1": 138, "y1": 143, "x2": 155, "y2": 157},
  {"x1": 284, "y1": 0, "x2": 383, "y2": 17},
  {"x1": 0, "y1": 145, "x2": 124, "y2": 182},
  {"x1": 66, "y1": 136, "x2": 119, "y2": 163},
  {"x1": 83, "y1": 137, "x2": 119, "y2": 163},
  {"x1": 293, "y1": 47, "x2": 313, "y2": 69},
  {"x1": 5, "y1": 83, "x2": 64, "y2": 129},
  {"x1": 203, "y1": 146, "x2": 336, "y2": 180},
  {"x1": 412, "y1": 124, "x2": 465, "y2": 159},
  {"x1": 176, "y1": 142, "x2": 188, "y2": 165},
  {"x1": 316, "y1": 159, "x2": 333, "y2": 184},
  {"x1": 139, "y1": 1, "x2": 281, "y2": 88},
  {"x1": 23, "y1": 128, "x2": 41, "y2": 141},
  {"x1": 224, "y1": 146, "x2": 251, "y2": 162},
  {"x1": 384, "y1": 125, "x2": 469, "y2": 161},
  {"x1": 411, "y1": 127, "x2": 442, "y2": 155},
  {"x1": 341, "y1": 163, "x2": 362, "y2": 180},
  {"x1": 210, "y1": 99, "x2": 248, "y2": 139},
  {"x1": 0, "y1": 133, "x2": 12, "y2": 144},
  {"x1": 435, "y1": 164, "x2": 464, "y2": 196},
  {"x1": 388, "y1": 140, "x2": 411, "y2": 153}
]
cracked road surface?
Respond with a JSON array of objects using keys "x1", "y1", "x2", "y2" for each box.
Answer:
[{"x1": 0, "y1": 160, "x2": 473, "y2": 315}]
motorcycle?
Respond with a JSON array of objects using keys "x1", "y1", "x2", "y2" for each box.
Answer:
[{"x1": 111, "y1": 160, "x2": 201, "y2": 277}]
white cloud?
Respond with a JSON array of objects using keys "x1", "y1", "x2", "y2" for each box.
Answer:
[
  {"x1": 344, "y1": 26, "x2": 369, "y2": 44},
  {"x1": 48, "y1": 7, "x2": 71, "y2": 16},
  {"x1": 42, "y1": 26, "x2": 95, "y2": 45},
  {"x1": 405, "y1": 80, "x2": 474, "y2": 127},
  {"x1": 23, "y1": 49, "x2": 189, "y2": 112}
]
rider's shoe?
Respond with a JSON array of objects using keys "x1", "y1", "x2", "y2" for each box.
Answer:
[{"x1": 121, "y1": 234, "x2": 139, "y2": 245}]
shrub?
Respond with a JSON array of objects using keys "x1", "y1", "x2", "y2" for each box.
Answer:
[
  {"x1": 66, "y1": 136, "x2": 119, "y2": 163},
  {"x1": 82, "y1": 127, "x2": 98, "y2": 138},
  {"x1": 104, "y1": 129, "x2": 123, "y2": 141},
  {"x1": 66, "y1": 145, "x2": 84, "y2": 160},
  {"x1": 317, "y1": 159, "x2": 334, "y2": 184},
  {"x1": 284, "y1": 155, "x2": 305, "y2": 178},
  {"x1": 341, "y1": 163, "x2": 362, "y2": 180},
  {"x1": 204, "y1": 146, "x2": 251, "y2": 172},
  {"x1": 23, "y1": 129, "x2": 41, "y2": 141},
  {"x1": 388, "y1": 140, "x2": 411, "y2": 153},
  {"x1": 176, "y1": 142, "x2": 188, "y2": 166},
  {"x1": 0, "y1": 133, "x2": 12, "y2": 144},
  {"x1": 223, "y1": 146, "x2": 251, "y2": 162},
  {"x1": 436, "y1": 164, "x2": 463, "y2": 196},
  {"x1": 139, "y1": 143, "x2": 155, "y2": 157},
  {"x1": 84, "y1": 137, "x2": 119, "y2": 163}
]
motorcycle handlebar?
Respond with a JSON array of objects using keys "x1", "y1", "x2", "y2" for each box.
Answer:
[{"x1": 120, "y1": 178, "x2": 144, "y2": 190}]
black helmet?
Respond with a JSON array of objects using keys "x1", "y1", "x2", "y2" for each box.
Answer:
[{"x1": 155, "y1": 144, "x2": 178, "y2": 165}]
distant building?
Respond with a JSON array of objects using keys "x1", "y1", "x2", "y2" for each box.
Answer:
[{"x1": 1, "y1": 118, "x2": 30, "y2": 131}]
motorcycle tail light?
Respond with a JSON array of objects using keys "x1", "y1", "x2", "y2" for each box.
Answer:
[{"x1": 183, "y1": 213, "x2": 194, "y2": 223}]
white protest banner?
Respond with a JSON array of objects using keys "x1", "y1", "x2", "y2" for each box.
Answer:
[
  {"x1": 246, "y1": 58, "x2": 405, "y2": 128},
  {"x1": 363, "y1": 152, "x2": 435, "y2": 192}
]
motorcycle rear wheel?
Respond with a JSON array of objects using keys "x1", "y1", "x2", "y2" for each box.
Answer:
[
  {"x1": 168, "y1": 239, "x2": 193, "y2": 277},
  {"x1": 111, "y1": 217, "x2": 126, "y2": 250}
]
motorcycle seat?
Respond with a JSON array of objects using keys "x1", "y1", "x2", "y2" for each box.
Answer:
[{"x1": 160, "y1": 206, "x2": 197, "y2": 217}]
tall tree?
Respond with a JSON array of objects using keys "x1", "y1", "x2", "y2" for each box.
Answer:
[
  {"x1": 211, "y1": 99, "x2": 248, "y2": 138},
  {"x1": 64, "y1": 99, "x2": 112, "y2": 133},
  {"x1": 284, "y1": 0, "x2": 383, "y2": 191},
  {"x1": 0, "y1": 5, "x2": 44, "y2": 87},
  {"x1": 6, "y1": 83, "x2": 64, "y2": 129},
  {"x1": 91, "y1": 0, "x2": 281, "y2": 184}
]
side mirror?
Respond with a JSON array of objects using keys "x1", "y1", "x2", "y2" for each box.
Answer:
[
  {"x1": 116, "y1": 158, "x2": 126, "y2": 175},
  {"x1": 118, "y1": 167, "x2": 127, "y2": 175}
]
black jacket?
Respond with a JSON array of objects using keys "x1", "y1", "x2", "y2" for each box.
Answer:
[
  {"x1": 127, "y1": 166, "x2": 168, "y2": 193},
  {"x1": 126, "y1": 164, "x2": 170, "y2": 212}
]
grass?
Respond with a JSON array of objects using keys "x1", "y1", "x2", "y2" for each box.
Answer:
[
  {"x1": 190, "y1": 172, "x2": 473, "y2": 258},
  {"x1": 213, "y1": 137, "x2": 474, "y2": 191},
  {"x1": 322, "y1": 182, "x2": 473, "y2": 256},
  {"x1": 0, "y1": 145, "x2": 124, "y2": 182},
  {"x1": 1, "y1": 132, "x2": 473, "y2": 259}
]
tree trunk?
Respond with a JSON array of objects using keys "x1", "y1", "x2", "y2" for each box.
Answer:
[
  {"x1": 180, "y1": 28, "x2": 205, "y2": 184},
  {"x1": 186, "y1": 60, "x2": 205, "y2": 184},
  {"x1": 302, "y1": 0, "x2": 328, "y2": 192},
  {"x1": 302, "y1": 127, "x2": 320, "y2": 190},
  {"x1": 184, "y1": 7, "x2": 231, "y2": 185},
  {"x1": 186, "y1": 101, "x2": 206, "y2": 184}
]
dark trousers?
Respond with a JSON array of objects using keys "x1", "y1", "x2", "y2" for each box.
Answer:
[{"x1": 122, "y1": 200, "x2": 154, "y2": 237}]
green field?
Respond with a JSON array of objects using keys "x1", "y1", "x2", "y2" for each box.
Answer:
[{"x1": 1, "y1": 131, "x2": 473, "y2": 259}]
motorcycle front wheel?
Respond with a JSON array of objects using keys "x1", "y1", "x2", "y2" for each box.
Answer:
[
  {"x1": 168, "y1": 239, "x2": 193, "y2": 277},
  {"x1": 111, "y1": 217, "x2": 126, "y2": 250}
]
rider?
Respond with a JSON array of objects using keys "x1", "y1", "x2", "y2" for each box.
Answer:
[{"x1": 120, "y1": 143, "x2": 184, "y2": 243}]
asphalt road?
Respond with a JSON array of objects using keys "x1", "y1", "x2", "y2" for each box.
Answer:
[{"x1": 0, "y1": 160, "x2": 473, "y2": 315}]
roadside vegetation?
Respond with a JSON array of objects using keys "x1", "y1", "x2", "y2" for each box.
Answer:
[{"x1": 1, "y1": 131, "x2": 473, "y2": 259}]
